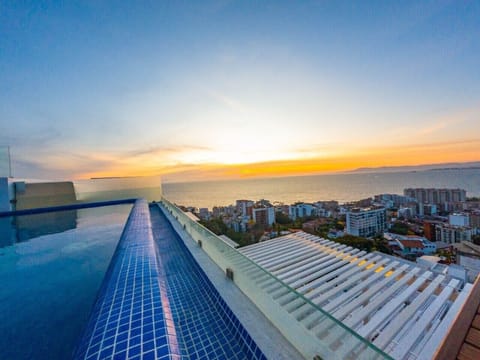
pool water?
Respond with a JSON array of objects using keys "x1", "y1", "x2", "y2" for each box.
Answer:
[{"x1": 0, "y1": 205, "x2": 132, "y2": 360}]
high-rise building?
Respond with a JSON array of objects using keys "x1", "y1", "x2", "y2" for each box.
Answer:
[
  {"x1": 469, "y1": 210, "x2": 480, "y2": 230},
  {"x1": 373, "y1": 193, "x2": 417, "y2": 208},
  {"x1": 404, "y1": 188, "x2": 467, "y2": 210},
  {"x1": 346, "y1": 206, "x2": 387, "y2": 237},
  {"x1": 236, "y1": 199, "x2": 254, "y2": 218},
  {"x1": 252, "y1": 206, "x2": 275, "y2": 226},
  {"x1": 424, "y1": 220, "x2": 443, "y2": 241},
  {"x1": 435, "y1": 224, "x2": 473, "y2": 243}
]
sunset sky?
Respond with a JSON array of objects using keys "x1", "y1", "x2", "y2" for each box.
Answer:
[{"x1": 1, "y1": 1, "x2": 479, "y2": 182}]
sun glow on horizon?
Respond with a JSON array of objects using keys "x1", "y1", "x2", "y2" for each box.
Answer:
[{"x1": 75, "y1": 137, "x2": 480, "y2": 183}]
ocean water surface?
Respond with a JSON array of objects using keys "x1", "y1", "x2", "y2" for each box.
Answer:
[{"x1": 162, "y1": 169, "x2": 480, "y2": 208}]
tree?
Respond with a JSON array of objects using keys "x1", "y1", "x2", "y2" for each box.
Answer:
[
  {"x1": 336, "y1": 235, "x2": 373, "y2": 252},
  {"x1": 251, "y1": 222, "x2": 266, "y2": 242},
  {"x1": 199, "y1": 218, "x2": 227, "y2": 235},
  {"x1": 372, "y1": 236, "x2": 393, "y2": 255},
  {"x1": 472, "y1": 235, "x2": 480, "y2": 246},
  {"x1": 275, "y1": 212, "x2": 291, "y2": 225},
  {"x1": 390, "y1": 222, "x2": 409, "y2": 235},
  {"x1": 334, "y1": 219, "x2": 345, "y2": 230}
]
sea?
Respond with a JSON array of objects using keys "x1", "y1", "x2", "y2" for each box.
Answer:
[{"x1": 162, "y1": 168, "x2": 480, "y2": 209}]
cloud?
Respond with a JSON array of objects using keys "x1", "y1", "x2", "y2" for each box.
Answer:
[
  {"x1": 417, "y1": 115, "x2": 466, "y2": 136},
  {"x1": 160, "y1": 138, "x2": 480, "y2": 182},
  {"x1": 387, "y1": 103, "x2": 480, "y2": 143},
  {"x1": 11, "y1": 135, "x2": 480, "y2": 182},
  {"x1": 124, "y1": 145, "x2": 213, "y2": 158}
]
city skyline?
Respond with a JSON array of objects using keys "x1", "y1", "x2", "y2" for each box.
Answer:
[{"x1": 1, "y1": 1, "x2": 479, "y2": 181}]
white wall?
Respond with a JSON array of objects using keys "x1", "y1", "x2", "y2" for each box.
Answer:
[{"x1": 449, "y1": 214, "x2": 469, "y2": 227}]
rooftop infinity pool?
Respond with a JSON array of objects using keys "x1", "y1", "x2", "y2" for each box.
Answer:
[
  {"x1": 0, "y1": 205, "x2": 132, "y2": 359},
  {"x1": 1, "y1": 200, "x2": 267, "y2": 360}
]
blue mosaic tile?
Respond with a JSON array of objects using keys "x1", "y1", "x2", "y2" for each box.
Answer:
[
  {"x1": 74, "y1": 200, "x2": 267, "y2": 360},
  {"x1": 73, "y1": 200, "x2": 181, "y2": 360}
]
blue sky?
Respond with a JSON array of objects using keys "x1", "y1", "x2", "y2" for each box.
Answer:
[{"x1": 1, "y1": 1, "x2": 479, "y2": 180}]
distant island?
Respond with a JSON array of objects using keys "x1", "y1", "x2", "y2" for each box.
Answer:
[
  {"x1": 348, "y1": 161, "x2": 480, "y2": 174},
  {"x1": 90, "y1": 176, "x2": 138, "y2": 179}
]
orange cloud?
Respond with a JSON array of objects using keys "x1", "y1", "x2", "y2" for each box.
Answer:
[{"x1": 79, "y1": 139, "x2": 480, "y2": 182}]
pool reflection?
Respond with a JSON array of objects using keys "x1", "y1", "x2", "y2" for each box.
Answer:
[{"x1": 0, "y1": 210, "x2": 77, "y2": 248}]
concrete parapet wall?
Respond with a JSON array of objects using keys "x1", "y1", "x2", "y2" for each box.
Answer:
[{"x1": 15, "y1": 181, "x2": 76, "y2": 210}]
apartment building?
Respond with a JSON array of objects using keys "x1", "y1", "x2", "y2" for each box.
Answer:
[{"x1": 346, "y1": 206, "x2": 387, "y2": 237}]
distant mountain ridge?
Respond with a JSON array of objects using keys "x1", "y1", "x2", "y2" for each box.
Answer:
[{"x1": 348, "y1": 161, "x2": 480, "y2": 174}]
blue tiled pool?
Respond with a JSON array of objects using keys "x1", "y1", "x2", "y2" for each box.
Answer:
[
  {"x1": 74, "y1": 200, "x2": 182, "y2": 360},
  {"x1": 75, "y1": 200, "x2": 266, "y2": 360},
  {"x1": 0, "y1": 205, "x2": 132, "y2": 360}
]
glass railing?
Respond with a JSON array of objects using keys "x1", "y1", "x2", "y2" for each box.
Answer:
[
  {"x1": 160, "y1": 196, "x2": 392, "y2": 360},
  {"x1": 74, "y1": 176, "x2": 162, "y2": 203},
  {"x1": 0, "y1": 146, "x2": 11, "y2": 177},
  {"x1": 6, "y1": 176, "x2": 162, "y2": 211}
]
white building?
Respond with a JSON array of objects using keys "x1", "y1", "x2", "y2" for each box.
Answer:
[
  {"x1": 289, "y1": 203, "x2": 316, "y2": 220},
  {"x1": 316, "y1": 208, "x2": 331, "y2": 218},
  {"x1": 449, "y1": 213, "x2": 470, "y2": 227},
  {"x1": 418, "y1": 203, "x2": 437, "y2": 216},
  {"x1": 236, "y1": 200, "x2": 254, "y2": 218},
  {"x1": 385, "y1": 232, "x2": 436, "y2": 256},
  {"x1": 404, "y1": 188, "x2": 467, "y2": 205},
  {"x1": 198, "y1": 208, "x2": 210, "y2": 220},
  {"x1": 453, "y1": 242, "x2": 480, "y2": 282},
  {"x1": 397, "y1": 205, "x2": 417, "y2": 219},
  {"x1": 435, "y1": 224, "x2": 473, "y2": 244},
  {"x1": 373, "y1": 194, "x2": 417, "y2": 209},
  {"x1": 346, "y1": 207, "x2": 387, "y2": 237}
]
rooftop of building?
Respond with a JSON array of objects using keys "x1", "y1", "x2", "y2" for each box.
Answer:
[
  {"x1": 348, "y1": 205, "x2": 385, "y2": 212},
  {"x1": 385, "y1": 232, "x2": 429, "y2": 242},
  {"x1": 453, "y1": 242, "x2": 480, "y2": 257},
  {"x1": 3, "y1": 174, "x2": 479, "y2": 360},
  {"x1": 397, "y1": 239, "x2": 425, "y2": 248},
  {"x1": 239, "y1": 231, "x2": 473, "y2": 359}
]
